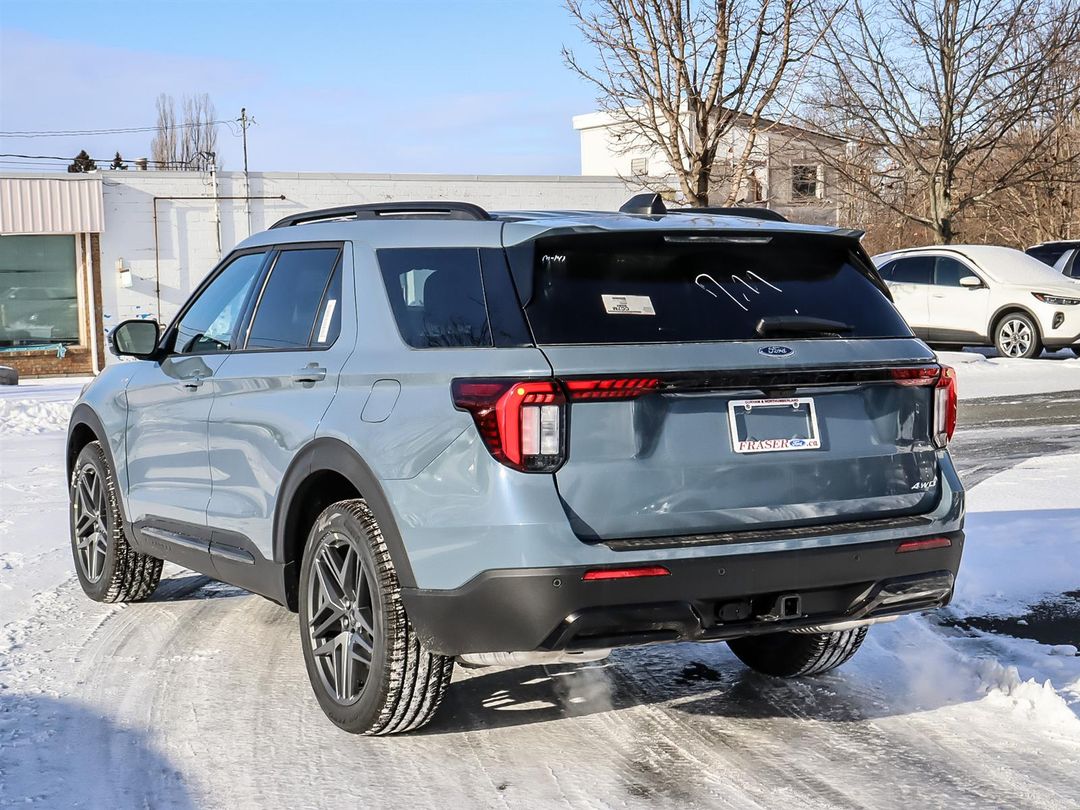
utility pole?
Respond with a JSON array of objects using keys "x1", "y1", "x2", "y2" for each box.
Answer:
[{"x1": 239, "y1": 107, "x2": 253, "y2": 236}]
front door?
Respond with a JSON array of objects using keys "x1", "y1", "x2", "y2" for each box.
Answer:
[
  {"x1": 927, "y1": 256, "x2": 990, "y2": 342},
  {"x1": 206, "y1": 243, "x2": 353, "y2": 566},
  {"x1": 125, "y1": 249, "x2": 269, "y2": 530}
]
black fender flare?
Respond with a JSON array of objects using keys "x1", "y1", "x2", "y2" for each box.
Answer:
[
  {"x1": 988, "y1": 304, "x2": 1042, "y2": 342},
  {"x1": 273, "y1": 437, "x2": 417, "y2": 589}
]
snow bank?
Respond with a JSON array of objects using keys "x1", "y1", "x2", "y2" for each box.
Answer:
[
  {"x1": 938, "y1": 350, "x2": 1080, "y2": 399},
  {"x1": 0, "y1": 397, "x2": 74, "y2": 435}
]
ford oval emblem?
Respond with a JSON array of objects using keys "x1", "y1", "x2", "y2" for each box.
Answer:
[{"x1": 759, "y1": 345, "x2": 795, "y2": 358}]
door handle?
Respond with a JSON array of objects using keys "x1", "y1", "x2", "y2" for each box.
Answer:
[
  {"x1": 182, "y1": 373, "x2": 205, "y2": 390},
  {"x1": 293, "y1": 364, "x2": 327, "y2": 384}
]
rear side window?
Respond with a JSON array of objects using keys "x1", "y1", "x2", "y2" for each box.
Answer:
[
  {"x1": 378, "y1": 248, "x2": 491, "y2": 348},
  {"x1": 886, "y1": 256, "x2": 933, "y2": 285},
  {"x1": 247, "y1": 247, "x2": 341, "y2": 350},
  {"x1": 511, "y1": 232, "x2": 912, "y2": 345}
]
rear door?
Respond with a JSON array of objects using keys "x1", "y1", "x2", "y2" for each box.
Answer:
[
  {"x1": 879, "y1": 256, "x2": 932, "y2": 337},
  {"x1": 206, "y1": 243, "x2": 352, "y2": 570},
  {"x1": 508, "y1": 230, "x2": 941, "y2": 540},
  {"x1": 927, "y1": 255, "x2": 990, "y2": 341}
]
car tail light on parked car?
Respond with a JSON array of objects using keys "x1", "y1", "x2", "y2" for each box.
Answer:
[
  {"x1": 933, "y1": 366, "x2": 958, "y2": 448},
  {"x1": 452, "y1": 379, "x2": 566, "y2": 472}
]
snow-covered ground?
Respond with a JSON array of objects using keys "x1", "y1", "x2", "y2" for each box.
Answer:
[
  {"x1": 939, "y1": 349, "x2": 1080, "y2": 400},
  {"x1": 1, "y1": 378, "x2": 1078, "y2": 808}
]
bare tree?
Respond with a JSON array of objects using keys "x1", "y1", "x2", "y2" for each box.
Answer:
[
  {"x1": 563, "y1": 0, "x2": 830, "y2": 205},
  {"x1": 810, "y1": 0, "x2": 1080, "y2": 244},
  {"x1": 150, "y1": 92, "x2": 219, "y2": 170}
]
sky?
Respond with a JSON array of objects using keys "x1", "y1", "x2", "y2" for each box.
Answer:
[{"x1": 0, "y1": 0, "x2": 599, "y2": 175}]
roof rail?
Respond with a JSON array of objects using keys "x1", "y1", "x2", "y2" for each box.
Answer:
[
  {"x1": 671, "y1": 206, "x2": 789, "y2": 223},
  {"x1": 269, "y1": 201, "x2": 491, "y2": 229}
]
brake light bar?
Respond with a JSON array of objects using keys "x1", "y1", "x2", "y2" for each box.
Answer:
[
  {"x1": 582, "y1": 565, "x2": 671, "y2": 581},
  {"x1": 563, "y1": 377, "x2": 660, "y2": 401},
  {"x1": 889, "y1": 366, "x2": 940, "y2": 386}
]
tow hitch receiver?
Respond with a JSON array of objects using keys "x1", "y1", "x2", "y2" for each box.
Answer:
[{"x1": 760, "y1": 593, "x2": 803, "y2": 622}]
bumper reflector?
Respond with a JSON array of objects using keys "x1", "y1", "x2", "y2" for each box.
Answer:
[
  {"x1": 582, "y1": 565, "x2": 671, "y2": 581},
  {"x1": 896, "y1": 536, "x2": 952, "y2": 553}
]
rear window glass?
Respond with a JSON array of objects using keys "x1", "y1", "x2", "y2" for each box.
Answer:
[
  {"x1": 378, "y1": 248, "x2": 491, "y2": 348},
  {"x1": 514, "y1": 232, "x2": 911, "y2": 345}
]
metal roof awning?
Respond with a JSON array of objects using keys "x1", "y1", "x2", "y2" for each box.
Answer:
[{"x1": 0, "y1": 175, "x2": 104, "y2": 234}]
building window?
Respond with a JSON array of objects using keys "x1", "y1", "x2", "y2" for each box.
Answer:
[
  {"x1": 0, "y1": 235, "x2": 80, "y2": 347},
  {"x1": 792, "y1": 165, "x2": 822, "y2": 199},
  {"x1": 630, "y1": 157, "x2": 649, "y2": 176}
]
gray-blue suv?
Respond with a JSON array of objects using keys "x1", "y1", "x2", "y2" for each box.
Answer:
[{"x1": 66, "y1": 195, "x2": 964, "y2": 734}]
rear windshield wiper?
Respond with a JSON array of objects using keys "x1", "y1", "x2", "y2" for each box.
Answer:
[{"x1": 756, "y1": 316, "x2": 854, "y2": 338}]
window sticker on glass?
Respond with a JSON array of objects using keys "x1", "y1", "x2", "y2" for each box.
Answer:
[{"x1": 601, "y1": 294, "x2": 655, "y2": 315}]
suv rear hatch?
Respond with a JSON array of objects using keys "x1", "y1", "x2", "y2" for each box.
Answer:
[{"x1": 506, "y1": 229, "x2": 951, "y2": 541}]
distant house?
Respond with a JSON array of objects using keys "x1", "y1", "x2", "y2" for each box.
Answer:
[{"x1": 572, "y1": 110, "x2": 845, "y2": 226}]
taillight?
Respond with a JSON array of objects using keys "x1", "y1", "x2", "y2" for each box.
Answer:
[
  {"x1": 889, "y1": 366, "x2": 940, "y2": 386},
  {"x1": 582, "y1": 565, "x2": 670, "y2": 581},
  {"x1": 933, "y1": 365, "x2": 957, "y2": 447},
  {"x1": 452, "y1": 379, "x2": 566, "y2": 472}
]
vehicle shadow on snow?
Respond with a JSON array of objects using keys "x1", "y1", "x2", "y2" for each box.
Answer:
[
  {"x1": 0, "y1": 693, "x2": 197, "y2": 808},
  {"x1": 424, "y1": 640, "x2": 973, "y2": 734},
  {"x1": 146, "y1": 573, "x2": 248, "y2": 602}
]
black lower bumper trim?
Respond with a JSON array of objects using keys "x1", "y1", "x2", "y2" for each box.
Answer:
[{"x1": 401, "y1": 532, "x2": 964, "y2": 656}]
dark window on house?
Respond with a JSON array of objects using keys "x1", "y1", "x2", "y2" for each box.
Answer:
[
  {"x1": 0, "y1": 235, "x2": 79, "y2": 347},
  {"x1": 378, "y1": 248, "x2": 492, "y2": 348},
  {"x1": 792, "y1": 165, "x2": 820, "y2": 199},
  {"x1": 246, "y1": 247, "x2": 341, "y2": 350}
]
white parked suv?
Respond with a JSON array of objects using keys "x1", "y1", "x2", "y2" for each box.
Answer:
[{"x1": 872, "y1": 245, "x2": 1080, "y2": 358}]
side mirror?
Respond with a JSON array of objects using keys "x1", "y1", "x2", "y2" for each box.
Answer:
[
  {"x1": 109, "y1": 319, "x2": 160, "y2": 359},
  {"x1": 959, "y1": 275, "x2": 983, "y2": 289}
]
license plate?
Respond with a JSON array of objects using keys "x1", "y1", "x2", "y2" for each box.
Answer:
[{"x1": 727, "y1": 397, "x2": 821, "y2": 454}]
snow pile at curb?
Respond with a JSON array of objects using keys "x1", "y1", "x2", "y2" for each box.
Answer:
[
  {"x1": 973, "y1": 658, "x2": 1080, "y2": 728},
  {"x1": 0, "y1": 397, "x2": 74, "y2": 435},
  {"x1": 937, "y1": 350, "x2": 1080, "y2": 399}
]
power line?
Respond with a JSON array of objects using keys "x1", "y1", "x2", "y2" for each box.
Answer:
[{"x1": 0, "y1": 119, "x2": 238, "y2": 138}]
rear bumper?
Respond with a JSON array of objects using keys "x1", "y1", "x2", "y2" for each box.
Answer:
[{"x1": 401, "y1": 531, "x2": 964, "y2": 656}]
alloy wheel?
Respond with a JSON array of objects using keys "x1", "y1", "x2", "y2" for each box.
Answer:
[
  {"x1": 999, "y1": 318, "x2": 1033, "y2": 357},
  {"x1": 73, "y1": 463, "x2": 109, "y2": 583},
  {"x1": 306, "y1": 532, "x2": 376, "y2": 705}
]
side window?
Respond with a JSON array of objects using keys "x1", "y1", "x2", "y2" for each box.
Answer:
[
  {"x1": 173, "y1": 251, "x2": 266, "y2": 354},
  {"x1": 934, "y1": 257, "x2": 971, "y2": 287},
  {"x1": 888, "y1": 256, "x2": 933, "y2": 285},
  {"x1": 1062, "y1": 250, "x2": 1079, "y2": 279},
  {"x1": 246, "y1": 247, "x2": 341, "y2": 350},
  {"x1": 377, "y1": 248, "x2": 492, "y2": 348},
  {"x1": 876, "y1": 260, "x2": 895, "y2": 280}
]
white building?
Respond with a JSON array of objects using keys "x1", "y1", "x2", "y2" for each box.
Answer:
[
  {"x1": 0, "y1": 170, "x2": 635, "y2": 377},
  {"x1": 573, "y1": 110, "x2": 844, "y2": 225}
]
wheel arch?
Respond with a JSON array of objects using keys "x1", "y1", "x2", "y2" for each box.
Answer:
[
  {"x1": 274, "y1": 437, "x2": 416, "y2": 611},
  {"x1": 988, "y1": 303, "x2": 1042, "y2": 342}
]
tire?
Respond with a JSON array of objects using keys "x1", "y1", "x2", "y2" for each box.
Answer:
[
  {"x1": 69, "y1": 441, "x2": 162, "y2": 602},
  {"x1": 298, "y1": 499, "x2": 454, "y2": 735},
  {"x1": 993, "y1": 312, "x2": 1042, "y2": 359},
  {"x1": 727, "y1": 627, "x2": 868, "y2": 678}
]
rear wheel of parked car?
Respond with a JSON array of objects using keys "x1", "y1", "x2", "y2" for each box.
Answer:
[
  {"x1": 994, "y1": 312, "x2": 1042, "y2": 359},
  {"x1": 727, "y1": 627, "x2": 868, "y2": 677},
  {"x1": 69, "y1": 441, "x2": 162, "y2": 602},
  {"x1": 298, "y1": 499, "x2": 454, "y2": 735}
]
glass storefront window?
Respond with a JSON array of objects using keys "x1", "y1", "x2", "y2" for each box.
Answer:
[{"x1": 0, "y1": 235, "x2": 80, "y2": 347}]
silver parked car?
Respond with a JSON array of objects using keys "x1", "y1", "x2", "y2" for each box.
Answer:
[{"x1": 67, "y1": 196, "x2": 965, "y2": 734}]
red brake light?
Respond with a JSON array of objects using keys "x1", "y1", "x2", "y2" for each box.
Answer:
[
  {"x1": 582, "y1": 565, "x2": 670, "y2": 581},
  {"x1": 564, "y1": 377, "x2": 660, "y2": 401},
  {"x1": 889, "y1": 366, "x2": 940, "y2": 386},
  {"x1": 452, "y1": 379, "x2": 566, "y2": 472},
  {"x1": 933, "y1": 365, "x2": 957, "y2": 447}
]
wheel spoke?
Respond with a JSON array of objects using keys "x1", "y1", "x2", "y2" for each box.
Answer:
[
  {"x1": 314, "y1": 551, "x2": 347, "y2": 610},
  {"x1": 310, "y1": 602, "x2": 347, "y2": 638}
]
